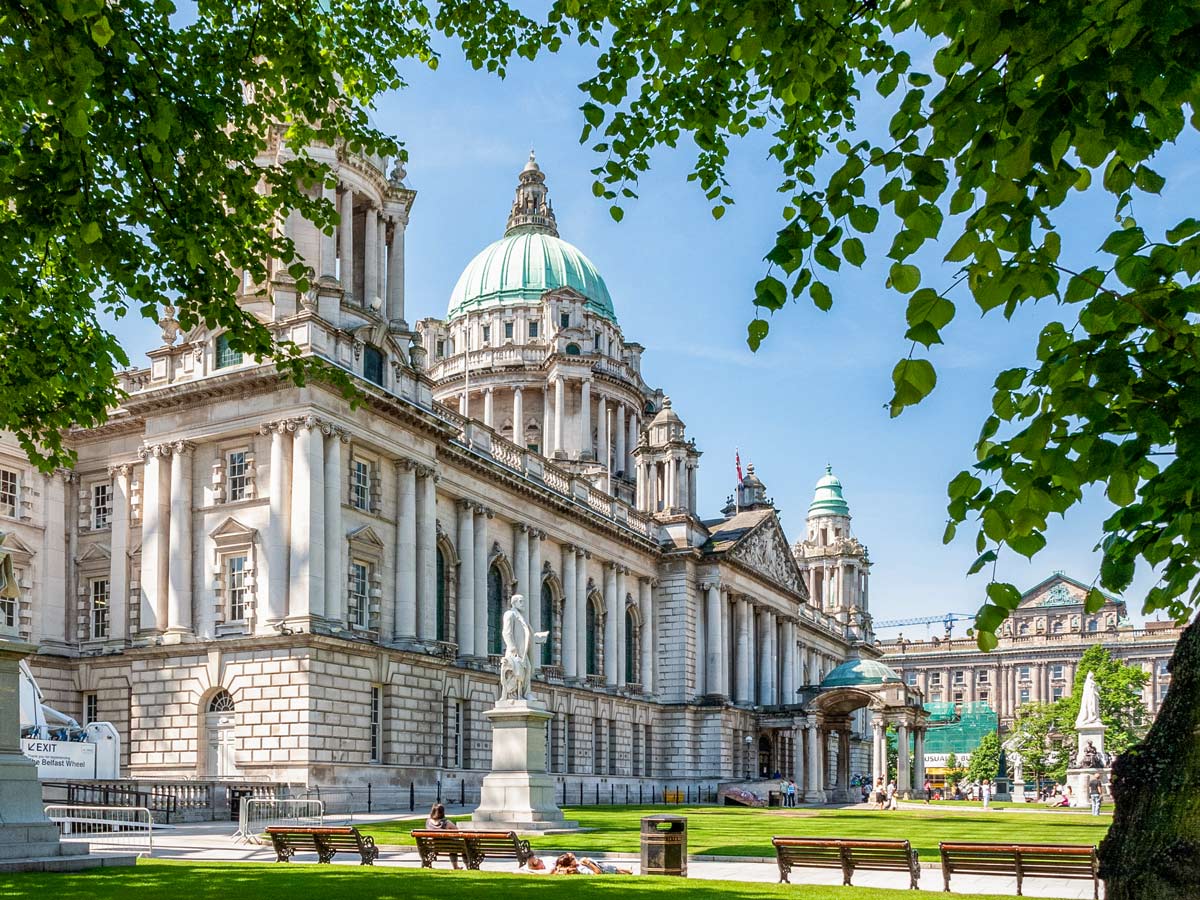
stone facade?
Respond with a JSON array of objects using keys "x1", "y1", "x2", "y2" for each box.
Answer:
[
  {"x1": 880, "y1": 573, "x2": 1181, "y2": 725},
  {"x1": 1, "y1": 146, "x2": 882, "y2": 796}
]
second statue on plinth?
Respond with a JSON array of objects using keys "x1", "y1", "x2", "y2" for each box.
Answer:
[{"x1": 498, "y1": 594, "x2": 547, "y2": 702}]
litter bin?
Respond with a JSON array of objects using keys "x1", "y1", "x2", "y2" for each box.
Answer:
[{"x1": 641, "y1": 815, "x2": 687, "y2": 877}]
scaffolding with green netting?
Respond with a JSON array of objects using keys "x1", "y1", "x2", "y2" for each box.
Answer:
[{"x1": 923, "y1": 700, "x2": 998, "y2": 756}]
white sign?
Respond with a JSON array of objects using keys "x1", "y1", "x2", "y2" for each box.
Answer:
[
  {"x1": 924, "y1": 752, "x2": 972, "y2": 768},
  {"x1": 21, "y1": 739, "x2": 97, "y2": 779}
]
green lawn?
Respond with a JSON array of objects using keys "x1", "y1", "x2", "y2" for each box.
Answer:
[
  {"x1": 0, "y1": 860, "x2": 1021, "y2": 900},
  {"x1": 924, "y1": 800, "x2": 1103, "y2": 812},
  {"x1": 362, "y1": 805, "x2": 1111, "y2": 861}
]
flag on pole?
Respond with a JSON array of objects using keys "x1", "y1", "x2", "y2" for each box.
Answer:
[{"x1": 735, "y1": 448, "x2": 744, "y2": 484}]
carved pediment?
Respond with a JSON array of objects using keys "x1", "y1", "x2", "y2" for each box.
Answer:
[
  {"x1": 76, "y1": 542, "x2": 111, "y2": 563},
  {"x1": 210, "y1": 517, "x2": 257, "y2": 549},
  {"x1": 728, "y1": 516, "x2": 808, "y2": 598},
  {"x1": 0, "y1": 533, "x2": 36, "y2": 563},
  {"x1": 347, "y1": 524, "x2": 386, "y2": 550}
]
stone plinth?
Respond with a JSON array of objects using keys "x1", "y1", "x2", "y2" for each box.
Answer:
[
  {"x1": 0, "y1": 639, "x2": 135, "y2": 872},
  {"x1": 470, "y1": 699, "x2": 576, "y2": 831}
]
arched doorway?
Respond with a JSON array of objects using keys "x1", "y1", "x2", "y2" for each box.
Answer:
[
  {"x1": 205, "y1": 690, "x2": 237, "y2": 778},
  {"x1": 487, "y1": 563, "x2": 505, "y2": 655},
  {"x1": 758, "y1": 734, "x2": 773, "y2": 778}
]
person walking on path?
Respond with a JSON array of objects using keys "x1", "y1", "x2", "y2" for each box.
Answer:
[
  {"x1": 1088, "y1": 773, "x2": 1103, "y2": 815},
  {"x1": 886, "y1": 780, "x2": 898, "y2": 811},
  {"x1": 981, "y1": 779, "x2": 992, "y2": 810},
  {"x1": 923, "y1": 778, "x2": 933, "y2": 804},
  {"x1": 786, "y1": 779, "x2": 797, "y2": 808}
]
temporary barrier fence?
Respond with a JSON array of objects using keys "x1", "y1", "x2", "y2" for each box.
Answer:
[
  {"x1": 44, "y1": 804, "x2": 153, "y2": 857},
  {"x1": 233, "y1": 798, "x2": 325, "y2": 844}
]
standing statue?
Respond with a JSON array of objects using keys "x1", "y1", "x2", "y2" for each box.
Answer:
[
  {"x1": 498, "y1": 594, "x2": 547, "y2": 702},
  {"x1": 0, "y1": 532, "x2": 18, "y2": 608},
  {"x1": 1003, "y1": 733, "x2": 1025, "y2": 783},
  {"x1": 1076, "y1": 670, "x2": 1102, "y2": 728}
]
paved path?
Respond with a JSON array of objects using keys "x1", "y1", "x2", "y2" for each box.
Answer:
[{"x1": 133, "y1": 810, "x2": 1100, "y2": 899}]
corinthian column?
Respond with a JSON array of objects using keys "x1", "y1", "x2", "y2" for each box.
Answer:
[
  {"x1": 580, "y1": 379, "x2": 592, "y2": 459},
  {"x1": 553, "y1": 376, "x2": 565, "y2": 455},
  {"x1": 165, "y1": 442, "x2": 194, "y2": 641},
  {"x1": 107, "y1": 465, "x2": 131, "y2": 643},
  {"x1": 289, "y1": 419, "x2": 326, "y2": 621},
  {"x1": 363, "y1": 204, "x2": 379, "y2": 306},
  {"x1": 138, "y1": 446, "x2": 169, "y2": 635},
  {"x1": 263, "y1": 423, "x2": 290, "y2": 629},
  {"x1": 320, "y1": 183, "x2": 338, "y2": 281},
  {"x1": 455, "y1": 499, "x2": 475, "y2": 656},
  {"x1": 394, "y1": 460, "x2": 418, "y2": 640},
  {"x1": 415, "y1": 466, "x2": 437, "y2": 639},
  {"x1": 528, "y1": 530, "x2": 543, "y2": 668},
  {"x1": 561, "y1": 544, "x2": 577, "y2": 677},
  {"x1": 512, "y1": 388, "x2": 524, "y2": 446},
  {"x1": 615, "y1": 567, "x2": 627, "y2": 686},
  {"x1": 339, "y1": 187, "x2": 355, "y2": 297},
  {"x1": 639, "y1": 577, "x2": 653, "y2": 691},
  {"x1": 473, "y1": 506, "x2": 488, "y2": 655},
  {"x1": 386, "y1": 213, "x2": 406, "y2": 326},
  {"x1": 705, "y1": 582, "x2": 722, "y2": 697},
  {"x1": 323, "y1": 428, "x2": 346, "y2": 627},
  {"x1": 735, "y1": 598, "x2": 751, "y2": 704},
  {"x1": 603, "y1": 562, "x2": 617, "y2": 687}
]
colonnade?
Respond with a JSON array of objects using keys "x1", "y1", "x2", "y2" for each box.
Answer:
[
  {"x1": 869, "y1": 713, "x2": 926, "y2": 796},
  {"x1": 317, "y1": 183, "x2": 406, "y2": 324},
  {"x1": 636, "y1": 456, "x2": 698, "y2": 514},
  {"x1": 805, "y1": 560, "x2": 868, "y2": 611}
]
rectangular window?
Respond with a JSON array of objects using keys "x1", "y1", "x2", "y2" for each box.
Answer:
[
  {"x1": 608, "y1": 718, "x2": 618, "y2": 775},
  {"x1": 904, "y1": 670, "x2": 918, "y2": 685},
  {"x1": 930, "y1": 672, "x2": 942, "y2": 685},
  {"x1": 0, "y1": 469, "x2": 18, "y2": 517},
  {"x1": 436, "y1": 340, "x2": 445, "y2": 357},
  {"x1": 643, "y1": 724, "x2": 653, "y2": 778},
  {"x1": 90, "y1": 579, "x2": 110, "y2": 640},
  {"x1": 215, "y1": 333, "x2": 243, "y2": 369},
  {"x1": 84, "y1": 692, "x2": 98, "y2": 725},
  {"x1": 227, "y1": 555, "x2": 248, "y2": 622},
  {"x1": 953, "y1": 691, "x2": 964, "y2": 705},
  {"x1": 1019, "y1": 665, "x2": 1031, "y2": 681},
  {"x1": 349, "y1": 562, "x2": 370, "y2": 628},
  {"x1": 565, "y1": 713, "x2": 575, "y2": 774},
  {"x1": 503, "y1": 322, "x2": 514, "y2": 339},
  {"x1": 953, "y1": 670, "x2": 965, "y2": 684},
  {"x1": 482, "y1": 325, "x2": 491, "y2": 343},
  {"x1": 559, "y1": 312, "x2": 570, "y2": 329},
  {"x1": 1157, "y1": 659, "x2": 1170, "y2": 677},
  {"x1": 1019, "y1": 687, "x2": 1031, "y2": 704},
  {"x1": 0, "y1": 592, "x2": 14, "y2": 629},
  {"x1": 351, "y1": 459, "x2": 371, "y2": 511},
  {"x1": 929, "y1": 692, "x2": 942, "y2": 703},
  {"x1": 593, "y1": 718, "x2": 604, "y2": 775},
  {"x1": 369, "y1": 685, "x2": 383, "y2": 763},
  {"x1": 977, "y1": 670, "x2": 989, "y2": 683},
  {"x1": 979, "y1": 690, "x2": 990, "y2": 704},
  {"x1": 1159, "y1": 684, "x2": 1169, "y2": 702},
  {"x1": 528, "y1": 321, "x2": 539, "y2": 338},
  {"x1": 446, "y1": 699, "x2": 463, "y2": 768},
  {"x1": 1052, "y1": 686, "x2": 1064, "y2": 701},
  {"x1": 227, "y1": 451, "x2": 248, "y2": 502},
  {"x1": 92, "y1": 483, "x2": 112, "y2": 530}
]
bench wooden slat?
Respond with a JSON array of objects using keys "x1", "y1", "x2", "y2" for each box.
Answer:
[
  {"x1": 411, "y1": 830, "x2": 533, "y2": 871},
  {"x1": 939, "y1": 842, "x2": 1098, "y2": 899},
  {"x1": 773, "y1": 837, "x2": 919, "y2": 890},
  {"x1": 266, "y1": 826, "x2": 378, "y2": 866}
]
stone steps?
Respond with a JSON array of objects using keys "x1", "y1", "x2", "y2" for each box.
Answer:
[{"x1": 0, "y1": 852, "x2": 137, "y2": 873}]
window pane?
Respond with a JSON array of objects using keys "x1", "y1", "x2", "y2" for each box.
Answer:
[
  {"x1": 227, "y1": 451, "x2": 247, "y2": 502},
  {"x1": 585, "y1": 600, "x2": 597, "y2": 675},
  {"x1": 92, "y1": 483, "x2": 112, "y2": 529},
  {"x1": 350, "y1": 563, "x2": 369, "y2": 627},
  {"x1": 0, "y1": 469, "x2": 16, "y2": 517},
  {"x1": 363, "y1": 345, "x2": 385, "y2": 386},
  {"x1": 625, "y1": 609, "x2": 635, "y2": 683},
  {"x1": 216, "y1": 334, "x2": 243, "y2": 369},
  {"x1": 90, "y1": 579, "x2": 110, "y2": 639},
  {"x1": 487, "y1": 565, "x2": 504, "y2": 655},
  {"x1": 352, "y1": 460, "x2": 371, "y2": 511},
  {"x1": 540, "y1": 581, "x2": 554, "y2": 666},
  {"x1": 436, "y1": 549, "x2": 447, "y2": 643},
  {"x1": 228, "y1": 556, "x2": 247, "y2": 621}
]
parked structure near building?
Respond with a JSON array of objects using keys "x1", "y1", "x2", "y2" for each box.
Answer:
[
  {"x1": 0, "y1": 144, "x2": 890, "y2": 796},
  {"x1": 880, "y1": 573, "x2": 1181, "y2": 726}
]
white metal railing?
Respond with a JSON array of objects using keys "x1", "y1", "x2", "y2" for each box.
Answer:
[
  {"x1": 45, "y1": 805, "x2": 153, "y2": 857},
  {"x1": 233, "y1": 798, "x2": 325, "y2": 844}
]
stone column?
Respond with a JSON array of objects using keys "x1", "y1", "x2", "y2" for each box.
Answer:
[
  {"x1": 473, "y1": 506, "x2": 489, "y2": 655},
  {"x1": 721, "y1": 591, "x2": 732, "y2": 696},
  {"x1": 320, "y1": 183, "x2": 338, "y2": 281},
  {"x1": 597, "y1": 396, "x2": 608, "y2": 471},
  {"x1": 782, "y1": 620, "x2": 796, "y2": 705},
  {"x1": 553, "y1": 376, "x2": 565, "y2": 455},
  {"x1": 455, "y1": 499, "x2": 475, "y2": 655},
  {"x1": 574, "y1": 550, "x2": 588, "y2": 677},
  {"x1": 264, "y1": 425, "x2": 290, "y2": 627},
  {"x1": 415, "y1": 466, "x2": 437, "y2": 640},
  {"x1": 837, "y1": 730, "x2": 851, "y2": 797},
  {"x1": 639, "y1": 578, "x2": 653, "y2": 691},
  {"x1": 603, "y1": 563, "x2": 617, "y2": 687},
  {"x1": 747, "y1": 606, "x2": 758, "y2": 704},
  {"x1": 484, "y1": 387, "x2": 494, "y2": 428},
  {"x1": 687, "y1": 464, "x2": 698, "y2": 513},
  {"x1": 528, "y1": 530, "x2": 543, "y2": 667},
  {"x1": 897, "y1": 723, "x2": 911, "y2": 795},
  {"x1": 806, "y1": 721, "x2": 824, "y2": 802},
  {"x1": 614, "y1": 404, "x2": 626, "y2": 476},
  {"x1": 513, "y1": 524, "x2": 530, "y2": 604},
  {"x1": 561, "y1": 545, "x2": 577, "y2": 678},
  {"x1": 339, "y1": 187, "x2": 355, "y2": 297},
  {"x1": 792, "y1": 726, "x2": 806, "y2": 798},
  {"x1": 107, "y1": 465, "x2": 131, "y2": 642},
  {"x1": 363, "y1": 204, "x2": 379, "y2": 305},
  {"x1": 289, "y1": 421, "x2": 326, "y2": 621},
  {"x1": 386, "y1": 214, "x2": 405, "y2": 325},
  {"x1": 871, "y1": 719, "x2": 885, "y2": 787},
  {"x1": 323, "y1": 429, "x2": 346, "y2": 627},
  {"x1": 395, "y1": 460, "x2": 418, "y2": 641},
  {"x1": 764, "y1": 611, "x2": 777, "y2": 704},
  {"x1": 580, "y1": 379, "x2": 592, "y2": 459},
  {"x1": 542, "y1": 389, "x2": 552, "y2": 453},
  {"x1": 734, "y1": 598, "x2": 751, "y2": 704},
  {"x1": 615, "y1": 567, "x2": 627, "y2": 686},
  {"x1": 705, "y1": 582, "x2": 722, "y2": 697},
  {"x1": 165, "y1": 441, "x2": 193, "y2": 640},
  {"x1": 967, "y1": 666, "x2": 976, "y2": 703},
  {"x1": 512, "y1": 388, "x2": 524, "y2": 446},
  {"x1": 913, "y1": 727, "x2": 926, "y2": 797},
  {"x1": 627, "y1": 414, "x2": 638, "y2": 475}
]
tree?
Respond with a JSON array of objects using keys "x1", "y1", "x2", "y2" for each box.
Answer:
[
  {"x1": 0, "y1": 1, "x2": 439, "y2": 469},
  {"x1": 441, "y1": 0, "x2": 1200, "y2": 642},
  {"x1": 1009, "y1": 703, "x2": 1059, "y2": 790},
  {"x1": 966, "y1": 730, "x2": 1001, "y2": 785},
  {"x1": 1056, "y1": 645, "x2": 1150, "y2": 757},
  {"x1": 944, "y1": 751, "x2": 966, "y2": 791}
]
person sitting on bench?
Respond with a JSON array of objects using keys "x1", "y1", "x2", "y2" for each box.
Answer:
[{"x1": 425, "y1": 803, "x2": 460, "y2": 870}]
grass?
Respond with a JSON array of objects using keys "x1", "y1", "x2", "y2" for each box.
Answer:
[
  {"x1": 362, "y1": 805, "x2": 1112, "y2": 862},
  {"x1": 0, "y1": 860, "x2": 1024, "y2": 900},
  {"x1": 924, "y1": 800, "x2": 1103, "y2": 812}
]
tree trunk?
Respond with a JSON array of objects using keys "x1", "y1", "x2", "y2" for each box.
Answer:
[{"x1": 1099, "y1": 616, "x2": 1200, "y2": 899}]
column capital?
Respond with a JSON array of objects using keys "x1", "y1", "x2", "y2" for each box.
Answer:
[
  {"x1": 457, "y1": 497, "x2": 474, "y2": 512},
  {"x1": 107, "y1": 463, "x2": 132, "y2": 479},
  {"x1": 393, "y1": 456, "x2": 419, "y2": 472},
  {"x1": 514, "y1": 522, "x2": 529, "y2": 534}
]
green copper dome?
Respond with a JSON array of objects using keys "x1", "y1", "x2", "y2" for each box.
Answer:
[
  {"x1": 447, "y1": 229, "x2": 616, "y2": 322},
  {"x1": 821, "y1": 658, "x2": 902, "y2": 689},
  {"x1": 809, "y1": 464, "x2": 850, "y2": 516}
]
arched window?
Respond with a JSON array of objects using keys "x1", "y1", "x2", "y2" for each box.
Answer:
[
  {"x1": 585, "y1": 597, "x2": 599, "y2": 675},
  {"x1": 487, "y1": 564, "x2": 505, "y2": 655},
  {"x1": 1087, "y1": 618, "x2": 1099, "y2": 633},
  {"x1": 208, "y1": 690, "x2": 235, "y2": 713},
  {"x1": 436, "y1": 548, "x2": 448, "y2": 643},
  {"x1": 565, "y1": 342, "x2": 581, "y2": 356},
  {"x1": 363, "y1": 345, "x2": 385, "y2": 386},
  {"x1": 625, "y1": 607, "x2": 636, "y2": 683},
  {"x1": 540, "y1": 580, "x2": 555, "y2": 666},
  {"x1": 215, "y1": 334, "x2": 243, "y2": 369}
]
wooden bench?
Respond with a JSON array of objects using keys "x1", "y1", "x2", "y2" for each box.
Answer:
[
  {"x1": 266, "y1": 826, "x2": 379, "y2": 865},
  {"x1": 772, "y1": 837, "x2": 920, "y2": 889},
  {"x1": 939, "y1": 842, "x2": 1099, "y2": 898},
  {"x1": 410, "y1": 829, "x2": 534, "y2": 870}
]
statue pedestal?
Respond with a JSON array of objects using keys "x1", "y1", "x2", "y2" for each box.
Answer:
[
  {"x1": 1076, "y1": 724, "x2": 1106, "y2": 763},
  {"x1": 470, "y1": 700, "x2": 576, "y2": 832},
  {"x1": 1011, "y1": 779, "x2": 1026, "y2": 803},
  {"x1": 1066, "y1": 767, "x2": 1111, "y2": 808},
  {"x1": 0, "y1": 639, "x2": 134, "y2": 871}
]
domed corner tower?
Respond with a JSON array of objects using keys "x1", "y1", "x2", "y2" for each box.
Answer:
[
  {"x1": 420, "y1": 153, "x2": 658, "y2": 505},
  {"x1": 793, "y1": 466, "x2": 872, "y2": 636}
]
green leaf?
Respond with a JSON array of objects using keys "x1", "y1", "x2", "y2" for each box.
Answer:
[
  {"x1": 747, "y1": 319, "x2": 769, "y2": 351},
  {"x1": 90, "y1": 15, "x2": 115, "y2": 47},
  {"x1": 889, "y1": 357, "x2": 937, "y2": 414},
  {"x1": 848, "y1": 205, "x2": 879, "y2": 233},
  {"x1": 80, "y1": 222, "x2": 102, "y2": 244},
  {"x1": 1085, "y1": 588, "x2": 1106, "y2": 614},
  {"x1": 1107, "y1": 471, "x2": 1136, "y2": 506},
  {"x1": 976, "y1": 629, "x2": 999, "y2": 652},
  {"x1": 842, "y1": 237, "x2": 865, "y2": 267},
  {"x1": 711, "y1": 205, "x2": 725, "y2": 220},
  {"x1": 888, "y1": 263, "x2": 921, "y2": 294},
  {"x1": 754, "y1": 275, "x2": 787, "y2": 311},
  {"x1": 1100, "y1": 227, "x2": 1145, "y2": 258},
  {"x1": 581, "y1": 102, "x2": 604, "y2": 127},
  {"x1": 967, "y1": 549, "x2": 998, "y2": 575},
  {"x1": 609, "y1": 206, "x2": 624, "y2": 222},
  {"x1": 810, "y1": 281, "x2": 833, "y2": 311},
  {"x1": 987, "y1": 581, "x2": 1022, "y2": 610}
]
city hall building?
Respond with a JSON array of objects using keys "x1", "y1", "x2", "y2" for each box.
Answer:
[{"x1": 0, "y1": 143, "x2": 891, "y2": 796}]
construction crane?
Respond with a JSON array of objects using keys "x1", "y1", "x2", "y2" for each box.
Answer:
[{"x1": 874, "y1": 612, "x2": 978, "y2": 639}]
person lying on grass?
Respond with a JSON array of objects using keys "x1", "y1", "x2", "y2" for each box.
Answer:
[{"x1": 550, "y1": 852, "x2": 632, "y2": 875}]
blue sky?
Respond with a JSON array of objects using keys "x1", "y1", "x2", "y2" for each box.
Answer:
[{"x1": 112, "y1": 31, "x2": 1196, "y2": 632}]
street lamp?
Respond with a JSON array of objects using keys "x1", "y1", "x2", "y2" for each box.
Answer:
[{"x1": 744, "y1": 734, "x2": 754, "y2": 780}]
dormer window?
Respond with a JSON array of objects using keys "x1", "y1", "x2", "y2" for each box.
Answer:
[
  {"x1": 436, "y1": 340, "x2": 445, "y2": 357},
  {"x1": 529, "y1": 322, "x2": 539, "y2": 338},
  {"x1": 559, "y1": 312, "x2": 570, "y2": 329},
  {"x1": 215, "y1": 333, "x2": 243, "y2": 369},
  {"x1": 482, "y1": 325, "x2": 491, "y2": 344},
  {"x1": 565, "y1": 343, "x2": 581, "y2": 356},
  {"x1": 363, "y1": 345, "x2": 384, "y2": 386},
  {"x1": 504, "y1": 322, "x2": 514, "y2": 340}
]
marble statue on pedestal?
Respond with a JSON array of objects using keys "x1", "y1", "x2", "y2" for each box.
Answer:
[
  {"x1": 1076, "y1": 671, "x2": 1102, "y2": 729},
  {"x1": 498, "y1": 594, "x2": 546, "y2": 702},
  {"x1": 1066, "y1": 669, "x2": 1111, "y2": 806}
]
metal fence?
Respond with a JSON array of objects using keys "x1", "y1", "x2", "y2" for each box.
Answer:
[
  {"x1": 45, "y1": 805, "x2": 153, "y2": 857},
  {"x1": 233, "y1": 798, "x2": 325, "y2": 844}
]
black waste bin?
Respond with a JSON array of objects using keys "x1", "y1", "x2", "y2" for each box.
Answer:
[{"x1": 641, "y1": 815, "x2": 687, "y2": 877}]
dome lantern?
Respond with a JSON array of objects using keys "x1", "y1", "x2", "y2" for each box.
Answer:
[{"x1": 808, "y1": 464, "x2": 851, "y2": 517}]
